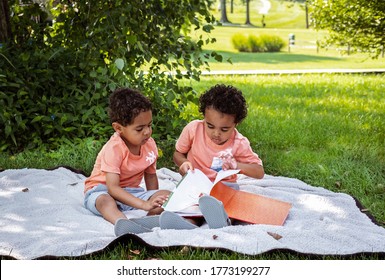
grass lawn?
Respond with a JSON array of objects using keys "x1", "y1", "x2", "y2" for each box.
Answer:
[{"x1": 196, "y1": 24, "x2": 385, "y2": 71}]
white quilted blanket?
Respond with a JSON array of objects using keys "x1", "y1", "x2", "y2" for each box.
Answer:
[{"x1": 1, "y1": 167, "x2": 384, "y2": 259}]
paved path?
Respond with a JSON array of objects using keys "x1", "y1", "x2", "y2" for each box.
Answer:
[{"x1": 200, "y1": 68, "x2": 385, "y2": 75}]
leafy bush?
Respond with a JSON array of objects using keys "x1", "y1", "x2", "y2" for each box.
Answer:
[
  {"x1": 248, "y1": 35, "x2": 265, "y2": 52},
  {"x1": 0, "y1": 46, "x2": 112, "y2": 151},
  {"x1": 0, "y1": 0, "x2": 220, "y2": 153},
  {"x1": 259, "y1": 34, "x2": 286, "y2": 52},
  {"x1": 231, "y1": 33, "x2": 249, "y2": 52},
  {"x1": 232, "y1": 33, "x2": 286, "y2": 53}
]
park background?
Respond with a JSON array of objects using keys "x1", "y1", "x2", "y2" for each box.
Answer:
[{"x1": 0, "y1": 0, "x2": 384, "y2": 260}]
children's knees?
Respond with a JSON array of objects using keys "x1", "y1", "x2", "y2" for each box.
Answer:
[
  {"x1": 95, "y1": 194, "x2": 115, "y2": 208},
  {"x1": 157, "y1": 189, "x2": 171, "y2": 196}
]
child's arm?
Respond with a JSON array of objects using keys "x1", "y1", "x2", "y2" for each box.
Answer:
[
  {"x1": 237, "y1": 162, "x2": 264, "y2": 179},
  {"x1": 221, "y1": 152, "x2": 264, "y2": 179},
  {"x1": 173, "y1": 150, "x2": 194, "y2": 176},
  {"x1": 105, "y1": 172, "x2": 163, "y2": 211},
  {"x1": 144, "y1": 172, "x2": 159, "y2": 190}
]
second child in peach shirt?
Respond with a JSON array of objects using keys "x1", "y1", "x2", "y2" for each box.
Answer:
[
  {"x1": 174, "y1": 84, "x2": 264, "y2": 183},
  {"x1": 165, "y1": 84, "x2": 265, "y2": 229}
]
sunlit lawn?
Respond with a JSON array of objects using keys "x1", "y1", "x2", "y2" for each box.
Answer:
[{"x1": 194, "y1": 26, "x2": 385, "y2": 71}]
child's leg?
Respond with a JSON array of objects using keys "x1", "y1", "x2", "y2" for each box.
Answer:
[
  {"x1": 184, "y1": 217, "x2": 204, "y2": 226},
  {"x1": 159, "y1": 211, "x2": 199, "y2": 230},
  {"x1": 84, "y1": 185, "x2": 126, "y2": 224},
  {"x1": 95, "y1": 194, "x2": 126, "y2": 224}
]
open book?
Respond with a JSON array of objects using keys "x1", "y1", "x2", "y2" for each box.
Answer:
[
  {"x1": 162, "y1": 169, "x2": 292, "y2": 225},
  {"x1": 162, "y1": 169, "x2": 239, "y2": 215}
]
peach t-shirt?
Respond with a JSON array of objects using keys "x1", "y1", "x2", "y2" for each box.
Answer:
[
  {"x1": 175, "y1": 120, "x2": 263, "y2": 182},
  {"x1": 84, "y1": 132, "x2": 158, "y2": 193}
]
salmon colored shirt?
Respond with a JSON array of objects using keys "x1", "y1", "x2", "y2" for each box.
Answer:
[
  {"x1": 175, "y1": 120, "x2": 263, "y2": 182},
  {"x1": 84, "y1": 132, "x2": 158, "y2": 193}
]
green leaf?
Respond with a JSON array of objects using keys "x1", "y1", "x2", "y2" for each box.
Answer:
[
  {"x1": 31, "y1": 116, "x2": 45, "y2": 123},
  {"x1": 115, "y1": 58, "x2": 125, "y2": 70}
]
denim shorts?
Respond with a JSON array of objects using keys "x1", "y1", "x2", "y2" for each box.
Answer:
[
  {"x1": 223, "y1": 181, "x2": 240, "y2": 190},
  {"x1": 84, "y1": 184, "x2": 158, "y2": 216}
]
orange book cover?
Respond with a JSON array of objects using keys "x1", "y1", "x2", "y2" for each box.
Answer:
[{"x1": 210, "y1": 181, "x2": 292, "y2": 225}]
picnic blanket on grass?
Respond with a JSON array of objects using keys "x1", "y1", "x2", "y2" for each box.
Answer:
[{"x1": 1, "y1": 166, "x2": 385, "y2": 260}]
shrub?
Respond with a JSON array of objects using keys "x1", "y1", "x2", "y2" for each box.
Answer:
[
  {"x1": 259, "y1": 34, "x2": 286, "y2": 52},
  {"x1": 231, "y1": 33, "x2": 249, "y2": 52},
  {"x1": 0, "y1": 46, "x2": 112, "y2": 152},
  {"x1": 232, "y1": 33, "x2": 286, "y2": 53},
  {"x1": 248, "y1": 35, "x2": 265, "y2": 52},
  {"x1": 0, "y1": 1, "x2": 220, "y2": 153}
]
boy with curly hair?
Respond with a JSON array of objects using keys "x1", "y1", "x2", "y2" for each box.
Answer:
[
  {"x1": 84, "y1": 88, "x2": 170, "y2": 236},
  {"x1": 161, "y1": 84, "x2": 264, "y2": 229},
  {"x1": 174, "y1": 83, "x2": 264, "y2": 181}
]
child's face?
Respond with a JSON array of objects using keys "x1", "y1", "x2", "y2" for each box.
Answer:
[
  {"x1": 113, "y1": 110, "x2": 153, "y2": 152},
  {"x1": 204, "y1": 107, "x2": 236, "y2": 145}
]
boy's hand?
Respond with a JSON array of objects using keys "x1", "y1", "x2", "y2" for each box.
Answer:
[
  {"x1": 218, "y1": 151, "x2": 237, "y2": 170},
  {"x1": 143, "y1": 194, "x2": 168, "y2": 211},
  {"x1": 179, "y1": 161, "x2": 194, "y2": 176},
  {"x1": 221, "y1": 157, "x2": 237, "y2": 170}
]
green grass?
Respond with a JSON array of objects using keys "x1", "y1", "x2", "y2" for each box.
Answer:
[
  {"x1": 2, "y1": 74, "x2": 384, "y2": 260},
  {"x1": 197, "y1": 25, "x2": 385, "y2": 70}
]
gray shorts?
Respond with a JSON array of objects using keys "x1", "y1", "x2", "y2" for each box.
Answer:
[
  {"x1": 84, "y1": 184, "x2": 158, "y2": 216},
  {"x1": 223, "y1": 181, "x2": 240, "y2": 190}
]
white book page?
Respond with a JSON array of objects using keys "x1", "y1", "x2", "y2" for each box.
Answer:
[
  {"x1": 162, "y1": 169, "x2": 212, "y2": 212},
  {"x1": 212, "y1": 169, "x2": 240, "y2": 185},
  {"x1": 162, "y1": 168, "x2": 240, "y2": 212}
]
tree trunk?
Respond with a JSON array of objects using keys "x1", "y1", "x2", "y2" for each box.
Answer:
[
  {"x1": 245, "y1": 0, "x2": 251, "y2": 25},
  {"x1": 220, "y1": 0, "x2": 230, "y2": 23},
  {"x1": 0, "y1": 0, "x2": 11, "y2": 43}
]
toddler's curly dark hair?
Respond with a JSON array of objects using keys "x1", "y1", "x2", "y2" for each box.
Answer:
[
  {"x1": 199, "y1": 84, "x2": 247, "y2": 123},
  {"x1": 108, "y1": 88, "x2": 152, "y2": 126}
]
